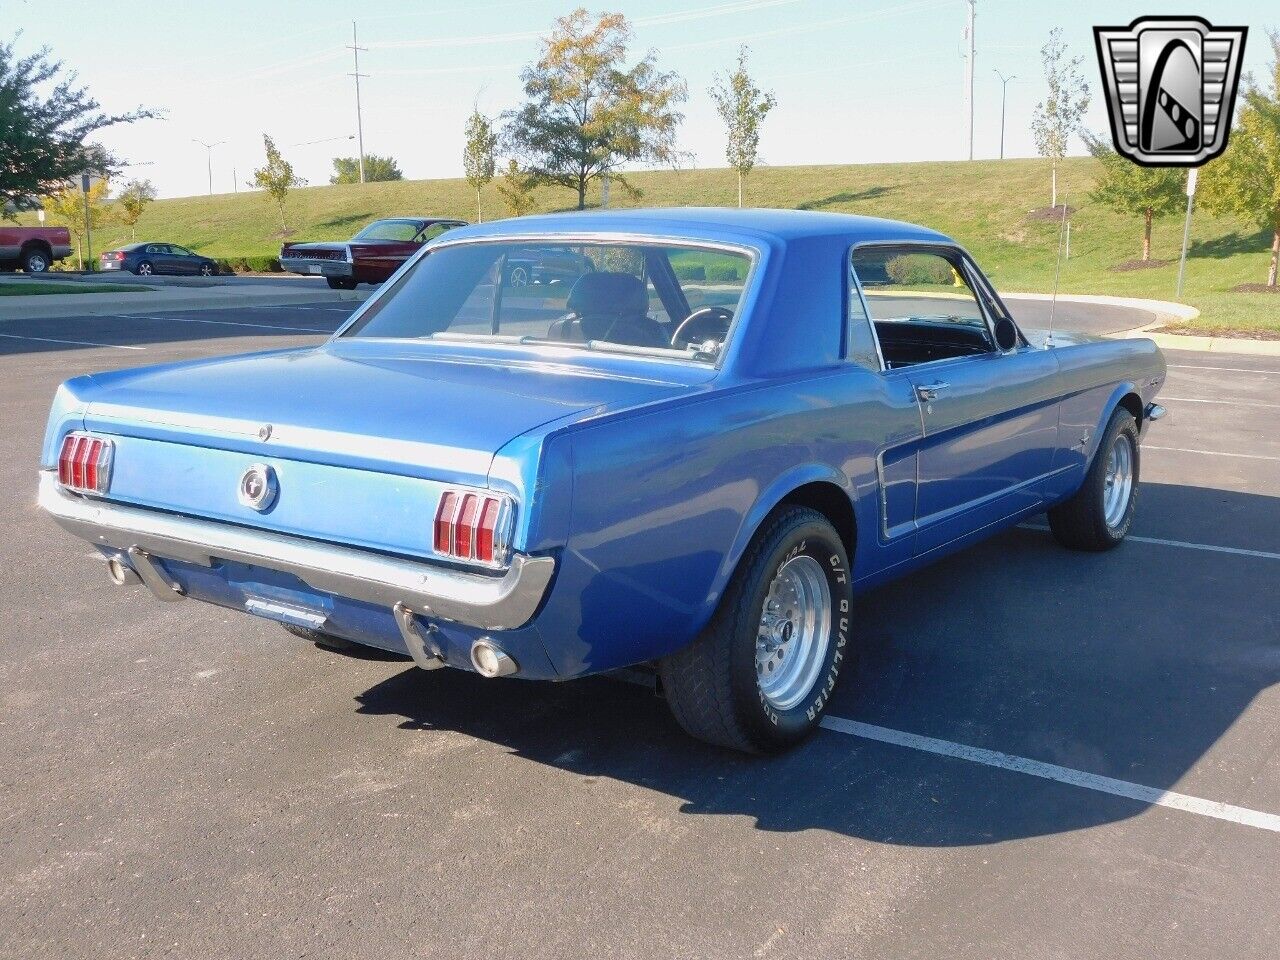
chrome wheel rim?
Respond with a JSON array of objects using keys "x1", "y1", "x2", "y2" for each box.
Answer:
[
  {"x1": 756, "y1": 554, "x2": 832, "y2": 711},
  {"x1": 1103, "y1": 433, "x2": 1135, "y2": 529},
  {"x1": 139, "y1": 263, "x2": 151, "y2": 275},
  {"x1": 28, "y1": 254, "x2": 47, "y2": 272}
]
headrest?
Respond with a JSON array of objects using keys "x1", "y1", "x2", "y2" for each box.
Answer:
[{"x1": 566, "y1": 271, "x2": 649, "y2": 318}]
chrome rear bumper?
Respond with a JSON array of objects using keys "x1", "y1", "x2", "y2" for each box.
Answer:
[
  {"x1": 37, "y1": 471, "x2": 554, "y2": 631},
  {"x1": 279, "y1": 256, "x2": 353, "y2": 278}
]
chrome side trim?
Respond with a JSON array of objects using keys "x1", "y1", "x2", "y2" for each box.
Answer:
[{"x1": 38, "y1": 472, "x2": 556, "y2": 631}]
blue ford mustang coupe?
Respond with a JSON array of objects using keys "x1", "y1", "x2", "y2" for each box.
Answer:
[{"x1": 39, "y1": 209, "x2": 1166, "y2": 752}]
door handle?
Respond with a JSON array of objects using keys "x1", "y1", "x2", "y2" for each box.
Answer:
[{"x1": 914, "y1": 381, "x2": 949, "y2": 402}]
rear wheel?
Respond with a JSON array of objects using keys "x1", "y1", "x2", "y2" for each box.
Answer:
[
  {"x1": 326, "y1": 277, "x2": 356, "y2": 290},
  {"x1": 658, "y1": 506, "x2": 852, "y2": 752},
  {"x1": 135, "y1": 260, "x2": 153, "y2": 276},
  {"x1": 21, "y1": 247, "x2": 50, "y2": 273},
  {"x1": 1048, "y1": 407, "x2": 1140, "y2": 551}
]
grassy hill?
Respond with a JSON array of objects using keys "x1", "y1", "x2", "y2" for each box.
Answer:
[{"x1": 43, "y1": 157, "x2": 1280, "y2": 333}]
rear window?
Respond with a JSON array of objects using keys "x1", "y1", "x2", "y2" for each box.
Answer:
[{"x1": 343, "y1": 240, "x2": 753, "y2": 364}]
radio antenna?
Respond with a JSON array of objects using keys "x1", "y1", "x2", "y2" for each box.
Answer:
[{"x1": 1046, "y1": 200, "x2": 1068, "y2": 349}]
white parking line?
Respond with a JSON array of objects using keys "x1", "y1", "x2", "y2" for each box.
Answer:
[
  {"x1": 1162, "y1": 396, "x2": 1280, "y2": 408},
  {"x1": 0, "y1": 332, "x2": 145, "y2": 351},
  {"x1": 1020, "y1": 524, "x2": 1280, "y2": 561},
  {"x1": 1147, "y1": 445, "x2": 1280, "y2": 462},
  {"x1": 120, "y1": 315, "x2": 333, "y2": 333},
  {"x1": 1168, "y1": 364, "x2": 1279, "y2": 374},
  {"x1": 820, "y1": 716, "x2": 1280, "y2": 833}
]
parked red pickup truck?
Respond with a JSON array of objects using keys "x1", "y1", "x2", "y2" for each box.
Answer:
[
  {"x1": 279, "y1": 217, "x2": 466, "y2": 289},
  {"x1": 0, "y1": 226, "x2": 73, "y2": 273}
]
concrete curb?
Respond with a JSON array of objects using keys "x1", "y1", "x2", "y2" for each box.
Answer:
[
  {"x1": 0, "y1": 287, "x2": 367, "y2": 321},
  {"x1": 1006, "y1": 291, "x2": 1280, "y2": 357}
]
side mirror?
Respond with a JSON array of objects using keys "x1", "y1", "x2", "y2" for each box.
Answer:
[{"x1": 994, "y1": 316, "x2": 1019, "y2": 352}]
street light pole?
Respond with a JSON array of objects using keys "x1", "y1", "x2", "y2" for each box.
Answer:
[
  {"x1": 964, "y1": 0, "x2": 976, "y2": 160},
  {"x1": 993, "y1": 70, "x2": 1015, "y2": 160},
  {"x1": 347, "y1": 22, "x2": 368, "y2": 184},
  {"x1": 192, "y1": 139, "x2": 225, "y2": 196}
]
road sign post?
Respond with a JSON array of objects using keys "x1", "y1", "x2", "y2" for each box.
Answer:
[{"x1": 1176, "y1": 168, "x2": 1197, "y2": 299}]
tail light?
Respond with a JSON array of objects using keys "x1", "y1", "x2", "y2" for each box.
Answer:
[
  {"x1": 433, "y1": 489, "x2": 514, "y2": 567},
  {"x1": 101, "y1": 251, "x2": 124, "y2": 261},
  {"x1": 57, "y1": 431, "x2": 114, "y2": 495}
]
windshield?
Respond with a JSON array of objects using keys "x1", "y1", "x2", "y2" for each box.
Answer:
[
  {"x1": 352, "y1": 219, "x2": 426, "y2": 242},
  {"x1": 342, "y1": 240, "x2": 753, "y2": 363}
]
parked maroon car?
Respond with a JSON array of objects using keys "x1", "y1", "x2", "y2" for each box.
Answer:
[
  {"x1": 279, "y1": 217, "x2": 466, "y2": 289},
  {"x1": 0, "y1": 225, "x2": 72, "y2": 273}
]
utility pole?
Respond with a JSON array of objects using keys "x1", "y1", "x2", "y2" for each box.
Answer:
[
  {"x1": 192, "y1": 139, "x2": 225, "y2": 196},
  {"x1": 993, "y1": 69, "x2": 1015, "y2": 159},
  {"x1": 964, "y1": 0, "x2": 976, "y2": 160},
  {"x1": 347, "y1": 21, "x2": 368, "y2": 184}
]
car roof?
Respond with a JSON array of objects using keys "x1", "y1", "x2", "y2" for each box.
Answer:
[{"x1": 445, "y1": 207, "x2": 954, "y2": 248}]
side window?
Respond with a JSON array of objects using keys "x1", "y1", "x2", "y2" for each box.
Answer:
[
  {"x1": 846, "y1": 267, "x2": 880, "y2": 371},
  {"x1": 420, "y1": 223, "x2": 451, "y2": 243}
]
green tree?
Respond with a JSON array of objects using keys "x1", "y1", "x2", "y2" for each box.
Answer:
[
  {"x1": 329, "y1": 154, "x2": 402, "y2": 185},
  {"x1": 1084, "y1": 134, "x2": 1184, "y2": 261},
  {"x1": 504, "y1": 8, "x2": 687, "y2": 210},
  {"x1": 0, "y1": 34, "x2": 156, "y2": 213},
  {"x1": 1031, "y1": 27, "x2": 1090, "y2": 209},
  {"x1": 463, "y1": 107, "x2": 499, "y2": 222},
  {"x1": 708, "y1": 46, "x2": 776, "y2": 208},
  {"x1": 496, "y1": 160, "x2": 537, "y2": 217},
  {"x1": 116, "y1": 179, "x2": 156, "y2": 240},
  {"x1": 1199, "y1": 31, "x2": 1280, "y2": 287},
  {"x1": 250, "y1": 135, "x2": 306, "y2": 232},
  {"x1": 43, "y1": 179, "x2": 112, "y2": 270}
]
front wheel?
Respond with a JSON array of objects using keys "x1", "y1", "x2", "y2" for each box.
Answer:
[
  {"x1": 199, "y1": 262, "x2": 214, "y2": 276},
  {"x1": 1048, "y1": 407, "x2": 1139, "y2": 551},
  {"x1": 659, "y1": 506, "x2": 852, "y2": 752}
]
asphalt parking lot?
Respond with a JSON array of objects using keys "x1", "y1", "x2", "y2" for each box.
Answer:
[{"x1": 1, "y1": 301, "x2": 1277, "y2": 959}]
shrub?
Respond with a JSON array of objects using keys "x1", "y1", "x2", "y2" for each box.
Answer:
[
  {"x1": 215, "y1": 256, "x2": 282, "y2": 274},
  {"x1": 674, "y1": 264, "x2": 705, "y2": 281},
  {"x1": 885, "y1": 254, "x2": 953, "y2": 286},
  {"x1": 706, "y1": 264, "x2": 742, "y2": 283}
]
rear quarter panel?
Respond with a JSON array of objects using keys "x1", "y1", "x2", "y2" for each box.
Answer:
[{"x1": 532, "y1": 367, "x2": 908, "y2": 677}]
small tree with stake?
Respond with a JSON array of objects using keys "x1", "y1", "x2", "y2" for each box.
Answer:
[
  {"x1": 250, "y1": 135, "x2": 305, "y2": 233},
  {"x1": 504, "y1": 8, "x2": 687, "y2": 210},
  {"x1": 1031, "y1": 27, "x2": 1090, "y2": 210},
  {"x1": 463, "y1": 107, "x2": 498, "y2": 223},
  {"x1": 117, "y1": 179, "x2": 156, "y2": 240},
  {"x1": 1084, "y1": 134, "x2": 1183, "y2": 262},
  {"x1": 708, "y1": 46, "x2": 776, "y2": 208},
  {"x1": 42, "y1": 178, "x2": 112, "y2": 270},
  {"x1": 0, "y1": 34, "x2": 156, "y2": 214},
  {"x1": 1199, "y1": 30, "x2": 1280, "y2": 288},
  {"x1": 496, "y1": 160, "x2": 537, "y2": 217}
]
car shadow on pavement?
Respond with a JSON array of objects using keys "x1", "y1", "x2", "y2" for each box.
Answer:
[{"x1": 355, "y1": 481, "x2": 1280, "y2": 847}]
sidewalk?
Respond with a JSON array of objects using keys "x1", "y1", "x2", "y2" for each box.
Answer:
[{"x1": 0, "y1": 282, "x2": 368, "y2": 320}]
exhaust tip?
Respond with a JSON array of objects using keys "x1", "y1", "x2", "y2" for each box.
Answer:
[
  {"x1": 106, "y1": 555, "x2": 140, "y2": 586},
  {"x1": 471, "y1": 638, "x2": 518, "y2": 678}
]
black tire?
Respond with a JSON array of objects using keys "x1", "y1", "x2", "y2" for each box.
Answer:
[
  {"x1": 1048, "y1": 407, "x2": 1140, "y2": 551},
  {"x1": 21, "y1": 246, "x2": 50, "y2": 273},
  {"x1": 326, "y1": 276, "x2": 356, "y2": 290},
  {"x1": 658, "y1": 506, "x2": 853, "y2": 753},
  {"x1": 135, "y1": 260, "x2": 153, "y2": 276}
]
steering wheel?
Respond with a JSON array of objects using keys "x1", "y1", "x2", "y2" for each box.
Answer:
[{"x1": 671, "y1": 306, "x2": 734, "y2": 349}]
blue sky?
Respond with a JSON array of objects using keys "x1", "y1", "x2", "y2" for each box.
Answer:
[{"x1": 4, "y1": 0, "x2": 1274, "y2": 198}]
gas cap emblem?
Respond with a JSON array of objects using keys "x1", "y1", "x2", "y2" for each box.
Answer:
[{"x1": 238, "y1": 463, "x2": 278, "y2": 512}]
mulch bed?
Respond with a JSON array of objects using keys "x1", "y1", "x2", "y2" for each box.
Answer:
[
  {"x1": 1231, "y1": 283, "x2": 1280, "y2": 294},
  {"x1": 1111, "y1": 258, "x2": 1172, "y2": 272},
  {"x1": 1026, "y1": 205, "x2": 1077, "y2": 221}
]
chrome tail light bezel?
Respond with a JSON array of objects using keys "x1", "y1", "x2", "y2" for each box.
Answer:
[
  {"x1": 433, "y1": 489, "x2": 516, "y2": 570},
  {"x1": 57, "y1": 431, "x2": 114, "y2": 496}
]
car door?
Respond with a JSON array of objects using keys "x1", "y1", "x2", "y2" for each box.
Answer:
[
  {"x1": 853, "y1": 245, "x2": 1061, "y2": 556},
  {"x1": 168, "y1": 245, "x2": 199, "y2": 274}
]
